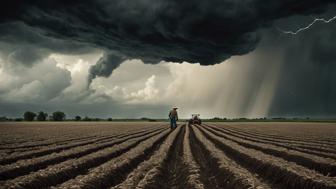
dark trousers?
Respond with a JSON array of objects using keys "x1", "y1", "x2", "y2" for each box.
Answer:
[{"x1": 170, "y1": 117, "x2": 177, "y2": 129}]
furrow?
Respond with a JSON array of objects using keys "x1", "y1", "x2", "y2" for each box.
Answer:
[
  {"x1": 222, "y1": 125, "x2": 336, "y2": 147},
  {"x1": 229, "y1": 125, "x2": 336, "y2": 151},
  {"x1": 2, "y1": 129, "x2": 168, "y2": 189},
  {"x1": 0, "y1": 127, "x2": 163, "y2": 165},
  {"x1": 111, "y1": 125, "x2": 184, "y2": 189},
  {"x1": 219, "y1": 125, "x2": 336, "y2": 151},
  {"x1": 0, "y1": 134, "x2": 78, "y2": 147},
  {"x1": 196, "y1": 125, "x2": 336, "y2": 189},
  {"x1": 136, "y1": 125, "x2": 186, "y2": 189},
  {"x1": 207, "y1": 124, "x2": 336, "y2": 160},
  {"x1": 0, "y1": 128, "x2": 166, "y2": 180},
  {"x1": 190, "y1": 125, "x2": 272, "y2": 189},
  {"x1": 0, "y1": 126, "x2": 164, "y2": 153},
  {"x1": 0, "y1": 127, "x2": 163, "y2": 154},
  {"x1": 181, "y1": 124, "x2": 204, "y2": 189},
  {"x1": 202, "y1": 124, "x2": 336, "y2": 176},
  {"x1": 0, "y1": 135, "x2": 98, "y2": 151},
  {"x1": 54, "y1": 129, "x2": 171, "y2": 189}
]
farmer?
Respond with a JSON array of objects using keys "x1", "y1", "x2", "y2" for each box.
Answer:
[{"x1": 169, "y1": 107, "x2": 178, "y2": 129}]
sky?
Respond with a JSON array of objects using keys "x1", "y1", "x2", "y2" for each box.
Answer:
[{"x1": 0, "y1": 1, "x2": 335, "y2": 119}]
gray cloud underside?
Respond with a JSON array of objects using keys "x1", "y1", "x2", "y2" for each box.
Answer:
[
  {"x1": 0, "y1": 0, "x2": 335, "y2": 80},
  {"x1": 0, "y1": 22, "x2": 98, "y2": 68}
]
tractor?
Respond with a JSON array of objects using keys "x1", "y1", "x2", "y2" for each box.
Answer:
[{"x1": 189, "y1": 114, "x2": 202, "y2": 124}]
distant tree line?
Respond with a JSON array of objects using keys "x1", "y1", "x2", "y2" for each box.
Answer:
[
  {"x1": 23, "y1": 111, "x2": 66, "y2": 121},
  {"x1": 73, "y1": 116, "x2": 113, "y2": 122},
  {"x1": 12, "y1": 111, "x2": 113, "y2": 122},
  {"x1": 0, "y1": 114, "x2": 160, "y2": 122},
  {"x1": 0, "y1": 115, "x2": 333, "y2": 122},
  {"x1": 206, "y1": 117, "x2": 315, "y2": 122}
]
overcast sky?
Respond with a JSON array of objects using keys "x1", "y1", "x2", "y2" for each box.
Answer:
[{"x1": 0, "y1": 1, "x2": 335, "y2": 118}]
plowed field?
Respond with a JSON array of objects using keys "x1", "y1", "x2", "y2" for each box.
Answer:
[{"x1": 0, "y1": 122, "x2": 335, "y2": 189}]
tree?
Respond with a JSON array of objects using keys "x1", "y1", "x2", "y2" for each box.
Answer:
[
  {"x1": 52, "y1": 111, "x2": 66, "y2": 121},
  {"x1": 93, "y1": 118, "x2": 101, "y2": 121},
  {"x1": 75, "y1": 116, "x2": 81, "y2": 121},
  {"x1": 15, "y1": 118, "x2": 23, "y2": 121},
  {"x1": 107, "y1": 118, "x2": 113, "y2": 121},
  {"x1": 0, "y1": 117, "x2": 8, "y2": 122},
  {"x1": 24, "y1": 111, "x2": 36, "y2": 121},
  {"x1": 83, "y1": 116, "x2": 92, "y2": 121},
  {"x1": 37, "y1": 111, "x2": 48, "y2": 121}
]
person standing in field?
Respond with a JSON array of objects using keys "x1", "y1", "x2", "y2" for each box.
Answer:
[{"x1": 169, "y1": 107, "x2": 178, "y2": 129}]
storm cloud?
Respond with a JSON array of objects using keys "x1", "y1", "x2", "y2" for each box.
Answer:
[
  {"x1": 0, "y1": 22, "x2": 98, "y2": 67},
  {"x1": 0, "y1": 0, "x2": 335, "y2": 81},
  {"x1": 88, "y1": 52, "x2": 126, "y2": 84},
  {"x1": 0, "y1": 1, "x2": 336, "y2": 118}
]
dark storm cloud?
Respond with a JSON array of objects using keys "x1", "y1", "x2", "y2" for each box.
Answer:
[
  {"x1": 88, "y1": 52, "x2": 126, "y2": 84},
  {"x1": 0, "y1": 0, "x2": 335, "y2": 80},
  {"x1": 7, "y1": 47, "x2": 45, "y2": 66},
  {"x1": 0, "y1": 22, "x2": 97, "y2": 67}
]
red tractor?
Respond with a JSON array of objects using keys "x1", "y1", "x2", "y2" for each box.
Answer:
[{"x1": 189, "y1": 114, "x2": 202, "y2": 124}]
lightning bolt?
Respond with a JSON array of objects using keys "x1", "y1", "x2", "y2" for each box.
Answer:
[{"x1": 277, "y1": 15, "x2": 336, "y2": 35}]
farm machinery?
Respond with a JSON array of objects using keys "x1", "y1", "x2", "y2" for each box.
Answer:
[{"x1": 188, "y1": 114, "x2": 202, "y2": 124}]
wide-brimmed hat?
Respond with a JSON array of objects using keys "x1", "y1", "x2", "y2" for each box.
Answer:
[{"x1": 173, "y1": 107, "x2": 178, "y2": 109}]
